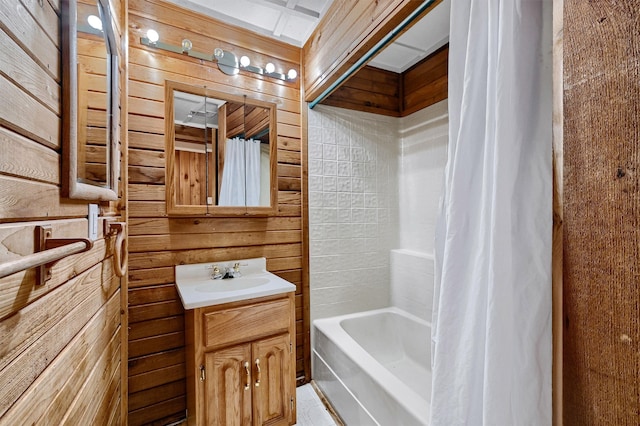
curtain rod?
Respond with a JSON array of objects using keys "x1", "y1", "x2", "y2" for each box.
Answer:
[{"x1": 308, "y1": 0, "x2": 438, "y2": 109}]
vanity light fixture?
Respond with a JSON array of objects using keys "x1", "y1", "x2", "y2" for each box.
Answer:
[
  {"x1": 181, "y1": 39, "x2": 193, "y2": 52},
  {"x1": 87, "y1": 15, "x2": 102, "y2": 31},
  {"x1": 139, "y1": 32, "x2": 298, "y2": 82},
  {"x1": 146, "y1": 29, "x2": 159, "y2": 43}
]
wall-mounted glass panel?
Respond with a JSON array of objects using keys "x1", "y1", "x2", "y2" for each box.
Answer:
[{"x1": 165, "y1": 81, "x2": 277, "y2": 216}]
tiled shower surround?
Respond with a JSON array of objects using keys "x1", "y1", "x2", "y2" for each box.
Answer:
[
  {"x1": 308, "y1": 105, "x2": 399, "y2": 320},
  {"x1": 308, "y1": 101, "x2": 448, "y2": 322}
]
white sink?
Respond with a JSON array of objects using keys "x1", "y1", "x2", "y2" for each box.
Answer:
[{"x1": 175, "y1": 257, "x2": 296, "y2": 309}]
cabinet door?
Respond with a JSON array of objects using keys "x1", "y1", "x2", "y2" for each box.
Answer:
[
  {"x1": 252, "y1": 334, "x2": 293, "y2": 426},
  {"x1": 205, "y1": 344, "x2": 252, "y2": 426}
]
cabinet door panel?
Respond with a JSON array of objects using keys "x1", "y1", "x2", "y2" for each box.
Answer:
[
  {"x1": 203, "y1": 298, "x2": 290, "y2": 349},
  {"x1": 252, "y1": 334, "x2": 292, "y2": 426},
  {"x1": 206, "y1": 344, "x2": 252, "y2": 426}
]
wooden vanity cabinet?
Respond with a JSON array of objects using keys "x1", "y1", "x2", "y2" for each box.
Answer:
[{"x1": 185, "y1": 293, "x2": 296, "y2": 425}]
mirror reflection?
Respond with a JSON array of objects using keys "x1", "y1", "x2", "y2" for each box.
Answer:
[
  {"x1": 76, "y1": 0, "x2": 111, "y2": 187},
  {"x1": 63, "y1": 0, "x2": 119, "y2": 200},
  {"x1": 171, "y1": 89, "x2": 272, "y2": 209}
]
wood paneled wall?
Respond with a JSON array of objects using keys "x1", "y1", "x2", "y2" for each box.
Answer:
[
  {"x1": 322, "y1": 45, "x2": 448, "y2": 117},
  {"x1": 126, "y1": 1, "x2": 305, "y2": 424},
  {"x1": 303, "y1": 0, "x2": 442, "y2": 103},
  {"x1": 401, "y1": 44, "x2": 448, "y2": 116},
  {"x1": 563, "y1": 1, "x2": 640, "y2": 424},
  {"x1": 321, "y1": 66, "x2": 401, "y2": 116},
  {"x1": 0, "y1": 0, "x2": 127, "y2": 424}
]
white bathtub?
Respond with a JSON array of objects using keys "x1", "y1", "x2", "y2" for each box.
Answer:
[{"x1": 313, "y1": 307, "x2": 431, "y2": 425}]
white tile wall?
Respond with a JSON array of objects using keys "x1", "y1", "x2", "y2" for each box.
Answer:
[
  {"x1": 390, "y1": 249, "x2": 435, "y2": 321},
  {"x1": 308, "y1": 101, "x2": 448, "y2": 324},
  {"x1": 308, "y1": 106, "x2": 399, "y2": 323},
  {"x1": 398, "y1": 100, "x2": 448, "y2": 254}
]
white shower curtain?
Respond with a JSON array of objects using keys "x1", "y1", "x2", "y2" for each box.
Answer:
[
  {"x1": 218, "y1": 137, "x2": 261, "y2": 206},
  {"x1": 431, "y1": 0, "x2": 552, "y2": 425}
]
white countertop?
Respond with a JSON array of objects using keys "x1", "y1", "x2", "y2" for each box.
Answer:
[{"x1": 175, "y1": 257, "x2": 296, "y2": 309}]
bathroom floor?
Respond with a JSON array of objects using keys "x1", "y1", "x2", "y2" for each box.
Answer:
[{"x1": 295, "y1": 383, "x2": 340, "y2": 426}]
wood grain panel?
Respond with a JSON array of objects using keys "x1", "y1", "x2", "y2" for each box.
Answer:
[
  {"x1": 321, "y1": 45, "x2": 448, "y2": 117},
  {"x1": 0, "y1": 0, "x2": 60, "y2": 81},
  {"x1": 128, "y1": 379, "x2": 185, "y2": 411},
  {"x1": 0, "y1": 29, "x2": 60, "y2": 113},
  {"x1": 129, "y1": 130, "x2": 165, "y2": 150},
  {"x1": 128, "y1": 244, "x2": 302, "y2": 270},
  {"x1": 1, "y1": 286, "x2": 121, "y2": 422},
  {"x1": 303, "y1": 0, "x2": 442, "y2": 102},
  {"x1": 129, "y1": 331, "x2": 185, "y2": 358},
  {"x1": 128, "y1": 183, "x2": 166, "y2": 201},
  {"x1": 128, "y1": 362, "x2": 186, "y2": 394},
  {"x1": 0, "y1": 127, "x2": 59, "y2": 184},
  {"x1": 129, "y1": 300, "x2": 184, "y2": 324},
  {"x1": 322, "y1": 66, "x2": 401, "y2": 116},
  {"x1": 128, "y1": 395, "x2": 186, "y2": 426},
  {"x1": 0, "y1": 75, "x2": 60, "y2": 149},
  {"x1": 126, "y1": 2, "x2": 306, "y2": 422},
  {"x1": 0, "y1": 223, "x2": 108, "y2": 320},
  {"x1": 402, "y1": 45, "x2": 448, "y2": 116},
  {"x1": 128, "y1": 217, "x2": 301, "y2": 236},
  {"x1": 129, "y1": 345, "x2": 185, "y2": 373},
  {"x1": 0, "y1": 0, "x2": 126, "y2": 423},
  {"x1": 128, "y1": 266, "x2": 175, "y2": 288},
  {"x1": 563, "y1": 1, "x2": 640, "y2": 424},
  {"x1": 0, "y1": 248, "x2": 113, "y2": 370},
  {"x1": 129, "y1": 316, "x2": 185, "y2": 341},
  {"x1": 278, "y1": 136, "x2": 301, "y2": 153},
  {"x1": 128, "y1": 0, "x2": 299, "y2": 62},
  {"x1": 52, "y1": 331, "x2": 121, "y2": 425},
  {"x1": 128, "y1": 46, "x2": 300, "y2": 105}
]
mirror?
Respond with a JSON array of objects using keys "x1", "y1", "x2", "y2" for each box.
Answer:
[
  {"x1": 165, "y1": 81, "x2": 277, "y2": 216},
  {"x1": 62, "y1": 0, "x2": 120, "y2": 200}
]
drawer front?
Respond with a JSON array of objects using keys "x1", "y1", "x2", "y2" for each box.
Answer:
[{"x1": 203, "y1": 298, "x2": 290, "y2": 348}]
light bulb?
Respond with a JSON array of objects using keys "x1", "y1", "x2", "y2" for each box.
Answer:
[
  {"x1": 87, "y1": 15, "x2": 102, "y2": 31},
  {"x1": 287, "y1": 69, "x2": 297, "y2": 80},
  {"x1": 240, "y1": 56, "x2": 250, "y2": 67},
  {"x1": 265, "y1": 63, "x2": 275, "y2": 74},
  {"x1": 146, "y1": 29, "x2": 159, "y2": 43},
  {"x1": 181, "y1": 39, "x2": 192, "y2": 52}
]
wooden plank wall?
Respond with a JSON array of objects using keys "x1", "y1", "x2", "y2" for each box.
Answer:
[
  {"x1": 321, "y1": 66, "x2": 401, "y2": 116},
  {"x1": 321, "y1": 45, "x2": 448, "y2": 117},
  {"x1": 563, "y1": 0, "x2": 640, "y2": 424},
  {"x1": 303, "y1": 0, "x2": 442, "y2": 102},
  {"x1": 0, "y1": 0, "x2": 127, "y2": 424},
  {"x1": 126, "y1": 0, "x2": 305, "y2": 424},
  {"x1": 401, "y1": 44, "x2": 448, "y2": 116}
]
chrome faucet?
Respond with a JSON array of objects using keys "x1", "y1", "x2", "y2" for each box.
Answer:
[
  {"x1": 207, "y1": 265, "x2": 223, "y2": 280},
  {"x1": 221, "y1": 262, "x2": 242, "y2": 279},
  {"x1": 207, "y1": 262, "x2": 245, "y2": 279}
]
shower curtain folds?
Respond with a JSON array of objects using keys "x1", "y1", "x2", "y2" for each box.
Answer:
[
  {"x1": 431, "y1": 0, "x2": 552, "y2": 424},
  {"x1": 218, "y1": 137, "x2": 261, "y2": 206}
]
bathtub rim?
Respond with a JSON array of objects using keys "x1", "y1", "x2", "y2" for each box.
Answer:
[{"x1": 313, "y1": 306, "x2": 432, "y2": 424}]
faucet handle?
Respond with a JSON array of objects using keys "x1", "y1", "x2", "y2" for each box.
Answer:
[
  {"x1": 232, "y1": 262, "x2": 242, "y2": 277},
  {"x1": 207, "y1": 265, "x2": 222, "y2": 279}
]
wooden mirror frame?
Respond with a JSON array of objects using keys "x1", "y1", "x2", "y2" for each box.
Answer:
[
  {"x1": 165, "y1": 81, "x2": 278, "y2": 216},
  {"x1": 62, "y1": 0, "x2": 120, "y2": 201}
]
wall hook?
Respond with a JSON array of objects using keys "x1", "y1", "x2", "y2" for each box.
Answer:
[{"x1": 106, "y1": 221, "x2": 128, "y2": 277}]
